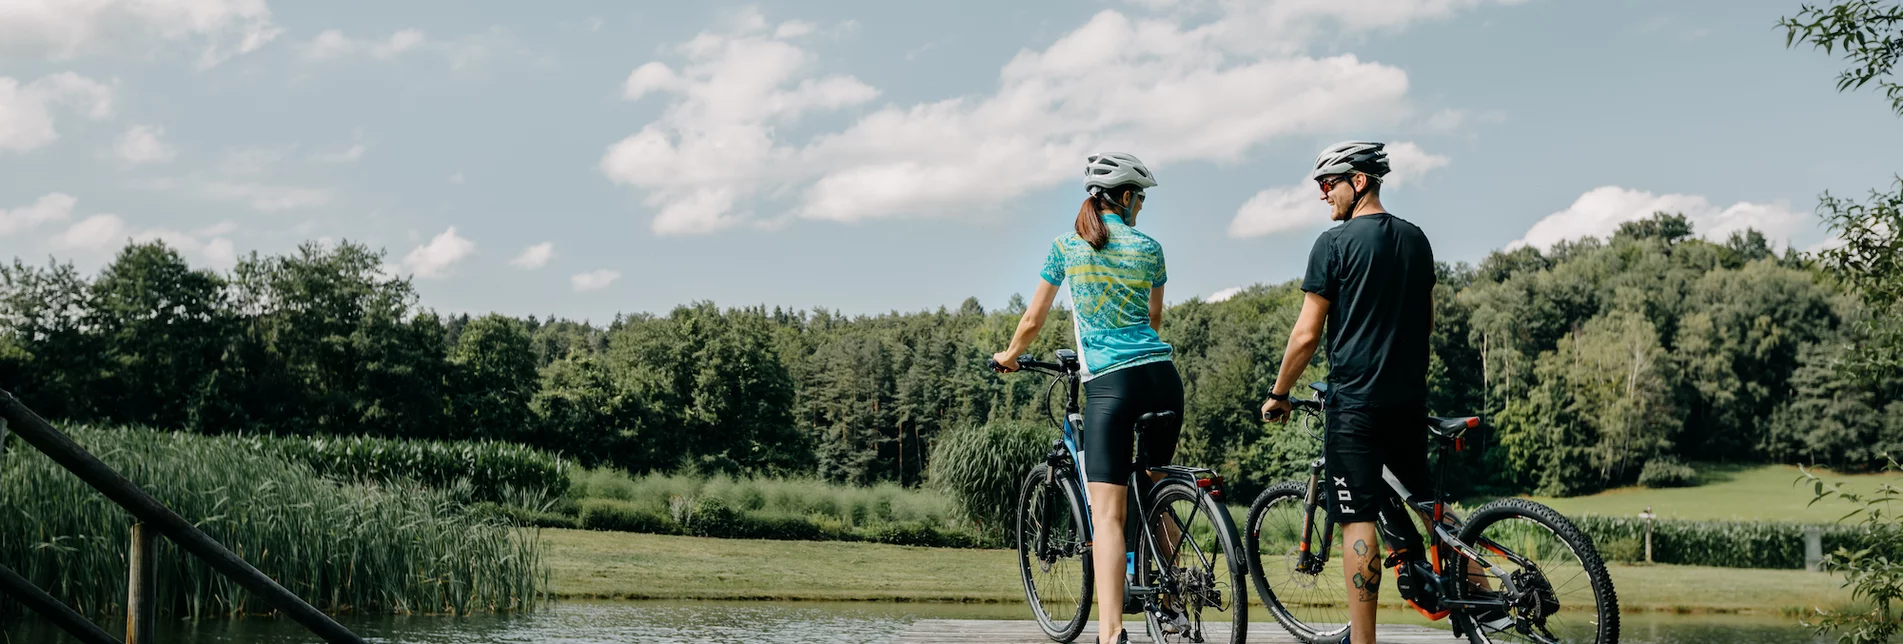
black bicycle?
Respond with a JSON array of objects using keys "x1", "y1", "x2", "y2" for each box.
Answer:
[
  {"x1": 1245, "y1": 383, "x2": 1619, "y2": 644},
  {"x1": 993, "y1": 350, "x2": 1248, "y2": 643}
]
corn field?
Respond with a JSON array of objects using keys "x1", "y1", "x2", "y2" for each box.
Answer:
[{"x1": 0, "y1": 426, "x2": 548, "y2": 620}]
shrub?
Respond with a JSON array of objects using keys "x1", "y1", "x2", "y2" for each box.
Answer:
[
  {"x1": 1637, "y1": 457, "x2": 1698, "y2": 488},
  {"x1": 927, "y1": 420, "x2": 1056, "y2": 531},
  {"x1": 578, "y1": 498, "x2": 677, "y2": 534},
  {"x1": 1570, "y1": 514, "x2": 1881, "y2": 569},
  {"x1": 253, "y1": 434, "x2": 573, "y2": 504}
]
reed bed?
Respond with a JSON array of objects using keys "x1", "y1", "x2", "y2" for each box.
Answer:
[{"x1": 0, "y1": 425, "x2": 547, "y2": 620}]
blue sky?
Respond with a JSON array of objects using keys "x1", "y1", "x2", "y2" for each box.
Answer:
[{"x1": 2, "y1": 0, "x2": 1899, "y2": 322}]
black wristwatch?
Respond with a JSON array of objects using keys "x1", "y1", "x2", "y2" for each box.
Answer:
[{"x1": 1264, "y1": 390, "x2": 1290, "y2": 402}]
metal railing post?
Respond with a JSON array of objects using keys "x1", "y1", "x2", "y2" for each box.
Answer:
[
  {"x1": 0, "y1": 563, "x2": 120, "y2": 644},
  {"x1": 127, "y1": 523, "x2": 156, "y2": 644},
  {"x1": 0, "y1": 391, "x2": 365, "y2": 644}
]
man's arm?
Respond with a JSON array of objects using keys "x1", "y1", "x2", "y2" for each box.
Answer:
[{"x1": 1272, "y1": 292, "x2": 1331, "y2": 397}]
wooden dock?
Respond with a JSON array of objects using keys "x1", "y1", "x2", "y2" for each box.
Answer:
[{"x1": 896, "y1": 620, "x2": 1455, "y2": 643}]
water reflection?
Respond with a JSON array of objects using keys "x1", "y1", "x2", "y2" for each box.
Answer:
[{"x1": 3, "y1": 601, "x2": 1833, "y2": 644}]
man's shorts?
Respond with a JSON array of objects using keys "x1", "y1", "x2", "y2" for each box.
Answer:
[{"x1": 1323, "y1": 405, "x2": 1432, "y2": 524}]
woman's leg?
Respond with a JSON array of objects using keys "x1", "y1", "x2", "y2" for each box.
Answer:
[{"x1": 1089, "y1": 481, "x2": 1129, "y2": 642}]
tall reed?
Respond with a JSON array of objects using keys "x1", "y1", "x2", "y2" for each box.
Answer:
[{"x1": 0, "y1": 425, "x2": 546, "y2": 620}]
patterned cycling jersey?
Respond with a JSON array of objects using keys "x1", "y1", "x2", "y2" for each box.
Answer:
[{"x1": 1039, "y1": 213, "x2": 1173, "y2": 381}]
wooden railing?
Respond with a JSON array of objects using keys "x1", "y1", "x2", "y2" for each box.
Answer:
[{"x1": 0, "y1": 391, "x2": 366, "y2": 644}]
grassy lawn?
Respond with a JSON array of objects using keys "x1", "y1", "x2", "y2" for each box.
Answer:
[
  {"x1": 541, "y1": 528, "x2": 1854, "y2": 614},
  {"x1": 1499, "y1": 464, "x2": 1901, "y2": 523}
]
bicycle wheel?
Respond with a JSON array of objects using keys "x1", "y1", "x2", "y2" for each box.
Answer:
[
  {"x1": 1017, "y1": 464, "x2": 1093, "y2": 642},
  {"x1": 1245, "y1": 481, "x2": 1352, "y2": 644},
  {"x1": 1456, "y1": 498, "x2": 1619, "y2": 644},
  {"x1": 1137, "y1": 479, "x2": 1247, "y2": 644}
]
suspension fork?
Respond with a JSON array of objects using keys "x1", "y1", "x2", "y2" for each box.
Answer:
[{"x1": 1297, "y1": 457, "x2": 1335, "y2": 574}]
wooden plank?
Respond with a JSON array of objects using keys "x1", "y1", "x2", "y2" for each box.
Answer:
[{"x1": 897, "y1": 620, "x2": 1454, "y2": 643}]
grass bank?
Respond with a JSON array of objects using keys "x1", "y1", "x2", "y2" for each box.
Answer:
[
  {"x1": 1511, "y1": 464, "x2": 1902, "y2": 523},
  {"x1": 542, "y1": 529, "x2": 1854, "y2": 615}
]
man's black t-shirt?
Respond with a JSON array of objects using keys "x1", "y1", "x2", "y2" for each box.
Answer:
[{"x1": 1300, "y1": 212, "x2": 1435, "y2": 410}]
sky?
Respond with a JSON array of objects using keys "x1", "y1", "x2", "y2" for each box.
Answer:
[{"x1": 2, "y1": 0, "x2": 1900, "y2": 322}]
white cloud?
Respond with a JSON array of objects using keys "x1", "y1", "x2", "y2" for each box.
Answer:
[
  {"x1": 571, "y1": 269, "x2": 621, "y2": 292},
  {"x1": 1207, "y1": 286, "x2": 1244, "y2": 302},
  {"x1": 1228, "y1": 185, "x2": 1326, "y2": 238},
  {"x1": 201, "y1": 181, "x2": 331, "y2": 212},
  {"x1": 510, "y1": 242, "x2": 554, "y2": 269},
  {"x1": 302, "y1": 28, "x2": 426, "y2": 62},
  {"x1": 42, "y1": 203, "x2": 239, "y2": 266},
  {"x1": 310, "y1": 142, "x2": 366, "y2": 164},
  {"x1": 1512, "y1": 186, "x2": 1809, "y2": 250},
  {"x1": 218, "y1": 146, "x2": 288, "y2": 175},
  {"x1": 601, "y1": 2, "x2": 1513, "y2": 235},
  {"x1": 54, "y1": 213, "x2": 129, "y2": 251},
  {"x1": 401, "y1": 226, "x2": 476, "y2": 279},
  {"x1": 1228, "y1": 141, "x2": 1450, "y2": 238},
  {"x1": 449, "y1": 172, "x2": 465, "y2": 184},
  {"x1": 1382, "y1": 141, "x2": 1449, "y2": 187},
  {"x1": 113, "y1": 124, "x2": 175, "y2": 165},
  {"x1": 0, "y1": 0, "x2": 281, "y2": 68},
  {"x1": 0, "y1": 73, "x2": 114, "y2": 153},
  {"x1": 0, "y1": 193, "x2": 78, "y2": 235}
]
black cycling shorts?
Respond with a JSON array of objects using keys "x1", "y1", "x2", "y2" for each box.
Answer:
[
  {"x1": 1081, "y1": 361, "x2": 1184, "y2": 485},
  {"x1": 1323, "y1": 406, "x2": 1432, "y2": 531}
]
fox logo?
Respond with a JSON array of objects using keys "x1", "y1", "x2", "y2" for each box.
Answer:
[{"x1": 1334, "y1": 476, "x2": 1354, "y2": 512}]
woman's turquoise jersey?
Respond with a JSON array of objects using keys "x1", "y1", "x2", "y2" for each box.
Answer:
[{"x1": 1039, "y1": 213, "x2": 1173, "y2": 381}]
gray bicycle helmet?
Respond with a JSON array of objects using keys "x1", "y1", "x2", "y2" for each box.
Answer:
[
  {"x1": 1309, "y1": 141, "x2": 1390, "y2": 181},
  {"x1": 1083, "y1": 152, "x2": 1158, "y2": 194}
]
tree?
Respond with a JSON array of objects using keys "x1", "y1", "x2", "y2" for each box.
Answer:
[
  {"x1": 0, "y1": 259, "x2": 99, "y2": 420},
  {"x1": 86, "y1": 242, "x2": 234, "y2": 431},
  {"x1": 449, "y1": 314, "x2": 539, "y2": 441}
]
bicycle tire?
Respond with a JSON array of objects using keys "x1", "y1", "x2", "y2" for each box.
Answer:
[
  {"x1": 1245, "y1": 481, "x2": 1351, "y2": 644},
  {"x1": 1457, "y1": 498, "x2": 1620, "y2": 644},
  {"x1": 1017, "y1": 464, "x2": 1094, "y2": 642},
  {"x1": 1137, "y1": 479, "x2": 1248, "y2": 644}
]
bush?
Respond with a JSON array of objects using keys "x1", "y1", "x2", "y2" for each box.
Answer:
[
  {"x1": 469, "y1": 502, "x2": 579, "y2": 529},
  {"x1": 254, "y1": 434, "x2": 573, "y2": 505},
  {"x1": 927, "y1": 420, "x2": 1056, "y2": 531},
  {"x1": 1637, "y1": 457, "x2": 1698, "y2": 488},
  {"x1": 1570, "y1": 514, "x2": 1881, "y2": 569},
  {"x1": 578, "y1": 498, "x2": 678, "y2": 534}
]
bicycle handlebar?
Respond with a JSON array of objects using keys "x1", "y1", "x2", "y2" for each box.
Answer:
[
  {"x1": 987, "y1": 354, "x2": 1064, "y2": 374},
  {"x1": 1263, "y1": 397, "x2": 1322, "y2": 422}
]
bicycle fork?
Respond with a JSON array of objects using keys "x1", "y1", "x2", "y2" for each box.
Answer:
[{"x1": 1295, "y1": 457, "x2": 1336, "y2": 575}]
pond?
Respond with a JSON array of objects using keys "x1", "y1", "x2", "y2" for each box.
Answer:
[{"x1": 3, "y1": 601, "x2": 1836, "y2": 643}]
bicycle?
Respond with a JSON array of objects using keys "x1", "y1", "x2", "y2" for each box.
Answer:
[
  {"x1": 992, "y1": 350, "x2": 1248, "y2": 643},
  {"x1": 1245, "y1": 383, "x2": 1620, "y2": 644}
]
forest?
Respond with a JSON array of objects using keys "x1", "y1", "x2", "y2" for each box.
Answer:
[{"x1": 2, "y1": 212, "x2": 1897, "y2": 497}]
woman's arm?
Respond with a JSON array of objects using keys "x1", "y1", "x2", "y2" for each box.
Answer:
[{"x1": 993, "y1": 281, "x2": 1061, "y2": 370}]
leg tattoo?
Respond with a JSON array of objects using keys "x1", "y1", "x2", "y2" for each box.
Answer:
[{"x1": 1351, "y1": 539, "x2": 1381, "y2": 602}]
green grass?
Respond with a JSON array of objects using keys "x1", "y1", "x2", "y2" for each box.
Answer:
[
  {"x1": 566, "y1": 469, "x2": 979, "y2": 538},
  {"x1": 541, "y1": 528, "x2": 1855, "y2": 614},
  {"x1": 1504, "y1": 464, "x2": 1903, "y2": 523}
]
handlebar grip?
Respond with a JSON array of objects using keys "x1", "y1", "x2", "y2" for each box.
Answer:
[{"x1": 987, "y1": 358, "x2": 1008, "y2": 373}]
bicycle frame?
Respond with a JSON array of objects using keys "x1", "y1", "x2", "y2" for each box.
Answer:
[{"x1": 1285, "y1": 406, "x2": 1528, "y2": 620}]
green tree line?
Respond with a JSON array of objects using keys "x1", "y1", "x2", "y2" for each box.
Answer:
[{"x1": 1, "y1": 217, "x2": 1896, "y2": 496}]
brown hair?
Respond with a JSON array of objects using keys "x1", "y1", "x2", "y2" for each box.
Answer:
[{"x1": 1074, "y1": 187, "x2": 1137, "y2": 250}]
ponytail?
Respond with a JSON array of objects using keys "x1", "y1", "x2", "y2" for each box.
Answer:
[{"x1": 1075, "y1": 194, "x2": 1110, "y2": 250}]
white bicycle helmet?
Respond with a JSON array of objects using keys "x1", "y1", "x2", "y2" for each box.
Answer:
[
  {"x1": 1309, "y1": 141, "x2": 1390, "y2": 181},
  {"x1": 1083, "y1": 153, "x2": 1158, "y2": 194}
]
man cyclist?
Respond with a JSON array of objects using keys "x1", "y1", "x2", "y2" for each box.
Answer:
[
  {"x1": 1259, "y1": 141, "x2": 1502, "y2": 644},
  {"x1": 993, "y1": 152, "x2": 1183, "y2": 644}
]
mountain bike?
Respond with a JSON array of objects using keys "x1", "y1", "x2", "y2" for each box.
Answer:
[
  {"x1": 992, "y1": 350, "x2": 1248, "y2": 643},
  {"x1": 1245, "y1": 383, "x2": 1619, "y2": 644}
]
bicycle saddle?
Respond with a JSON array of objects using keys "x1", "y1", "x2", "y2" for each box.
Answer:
[
  {"x1": 1136, "y1": 411, "x2": 1178, "y2": 433},
  {"x1": 1426, "y1": 415, "x2": 1480, "y2": 439}
]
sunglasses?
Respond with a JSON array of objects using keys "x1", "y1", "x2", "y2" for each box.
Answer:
[{"x1": 1316, "y1": 174, "x2": 1354, "y2": 194}]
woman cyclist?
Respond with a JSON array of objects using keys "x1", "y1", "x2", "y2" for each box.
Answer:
[{"x1": 992, "y1": 152, "x2": 1183, "y2": 644}]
